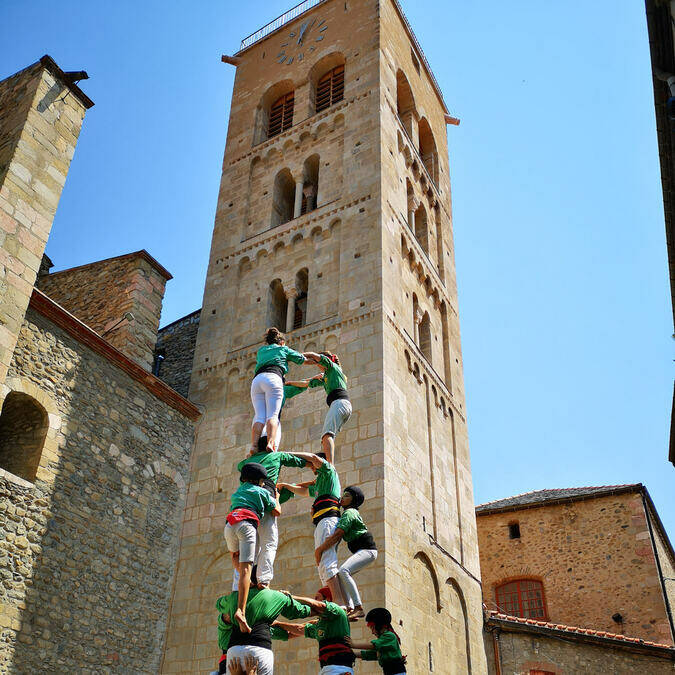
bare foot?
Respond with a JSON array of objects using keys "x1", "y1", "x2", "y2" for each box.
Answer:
[{"x1": 234, "y1": 608, "x2": 251, "y2": 633}]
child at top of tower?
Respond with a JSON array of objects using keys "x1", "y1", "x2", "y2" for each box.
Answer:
[
  {"x1": 250, "y1": 327, "x2": 314, "y2": 454},
  {"x1": 314, "y1": 485, "x2": 377, "y2": 619},
  {"x1": 277, "y1": 452, "x2": 344, "y2": 605},
  {"x1": 299, "y1": 586, "x2": 356, "y2": 675},
  {"x1": 350, "y1": 608, "x2": 407, "y2": 674},
  {"x1": 224, "y1": 462, "x2": 280, "y2": 633},
  {"x1": 233, "y1": 430, "x2": 308, "y2": 591},
  {"x1": 304, "y1": 351, "x2": 351, "y2": 464}
]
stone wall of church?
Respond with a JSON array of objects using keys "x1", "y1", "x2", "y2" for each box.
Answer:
[
  {"x1": 155, "y1": 309, "x2": 201, "y2": 398},
  {"x1": 477, "y1": 493, "x2": 674, "y2": 645},
  {"x1": 0, "y1": 59, "x2": 89, "y2": 387},
  {"x1": 38, "y1": 251, "x2": 170, "y2": 371},
  {"x1": 0, "y1": 308, "x2": 195, "y2": 674},
  {"x1": 483, "y1": 627, "x2": 675, "y2": 675}
]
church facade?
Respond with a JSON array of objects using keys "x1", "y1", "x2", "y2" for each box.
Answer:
[{"x1": 161, "y1": 1, "x2": 486, "y2": 673}]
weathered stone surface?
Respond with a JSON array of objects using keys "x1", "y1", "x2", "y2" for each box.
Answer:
[
  {"x1": 154, "y1": 310, "x2": 200, "y2": 398},
  {"x1": 0, "y1": 309, "x2": 195, "y2": 674}
]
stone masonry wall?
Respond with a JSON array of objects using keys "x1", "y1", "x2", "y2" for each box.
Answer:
[
  {"x1": 0, "y1": 308, "x2": 195, "y2": 674},
  {"x1": 477, "y1": 493, "x2": 673, "y2": 645},
  {"x1": 39, "y1": 252, "x2": 170, "y2": 371},
  {"x1": 0, "y1": 60, "x2": 89, "y2": 387},
  {"x1": 155, "y1": 310, "x2": 201, "y2": 398},
  {"x1": 483, "y1": 628, "x2": 675, "y2": 675}
]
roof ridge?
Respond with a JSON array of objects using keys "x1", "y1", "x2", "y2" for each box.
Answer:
[
  {"x1": 487, "y1": 611, "x2": 674, "y2": 649},
  {"x1": 475, "y1": 484, "x2": 640, "y2": 509}
]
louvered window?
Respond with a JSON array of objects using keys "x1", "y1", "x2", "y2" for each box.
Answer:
[
  {"x1": 315, "y1": 66, "x2": 345, "y2": 113},
  {"x1": 268, "y1": 92, "x2": 294, "y2": 138}
]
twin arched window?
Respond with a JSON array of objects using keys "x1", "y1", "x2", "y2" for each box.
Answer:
[{"x1": 495, "y1": 579, "x2": 547, "y2": 619}]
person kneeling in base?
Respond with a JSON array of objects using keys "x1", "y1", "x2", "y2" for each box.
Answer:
[
  {"x1": 350, "y1": 608, "x2": 406, "y2": 674},
  {"x1": 224, "y1": 462, "x2": 280, "y2": 632},
  {"x1": 301, "y1": 586, "x2": 355, "y2": 675}
]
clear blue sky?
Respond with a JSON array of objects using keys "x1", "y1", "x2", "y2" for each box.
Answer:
[{"x1": 2, "y1": 1, "x2": 673, "y2": 535}]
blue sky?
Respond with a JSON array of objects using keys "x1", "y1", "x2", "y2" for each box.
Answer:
[{"x1": 2, "y1": 1, "x2": 673, "y2": 536}]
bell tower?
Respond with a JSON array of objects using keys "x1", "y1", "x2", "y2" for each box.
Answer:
[{"x1": 162, "y1": 1, "x2": 487, "y2": 673}]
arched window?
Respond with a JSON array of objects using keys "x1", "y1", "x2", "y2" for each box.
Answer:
[
  {"x1": 268, "y1": 279, "x2": 288, "y2": 330},
  {"x1": 294, "y1": 268, "x2": 309, "y2": 329},
  {"x1": 268, "y1": 91, "x2": 295, "y2": 138},
  {"x1": 396, "y1": 69, "x2": 418, "y2": 144},
  {"x1": 415, "y1": 203, "x2": 429, "y2": 254},
  {"x1": 0, "y1": 391, "x2": 49, "y2": 482},
  {"x1": 495, "y1": 579, "x2": 547, "y2": 619},
  {"x1": 272, "y1": 169, "x2": 296, "y2": 227},
  {"x1": 316, "y1": 65, "x2": 345, "y2": 113},
  {"x1": 419, "y1": 311, "x2": 432, "y2": 364},
  {"x1": 418, "y1": 117, "x2": 439, "y2": 184},
  {"x1": 301, "y1": 154, "x2": 320, "y2": 215}
]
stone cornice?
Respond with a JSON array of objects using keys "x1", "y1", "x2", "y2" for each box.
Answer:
[{"x1": 29, "y1": 289, "x2": 200, "y2": 421}]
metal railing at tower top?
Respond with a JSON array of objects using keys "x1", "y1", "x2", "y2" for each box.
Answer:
[{"x1": 238, "y1": 0, "x2": 329, "y2": 52}]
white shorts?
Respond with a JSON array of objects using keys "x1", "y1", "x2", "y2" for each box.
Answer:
[
  {"x1": 314, "y1": 516, "x2": 339, "y2": 584},
  {"x1": 320, "y1": 666, "x2": 354, "y2": 675},
  {"x1": 224, "y1": 520, "x2": 257, "y2": 564},
  {"x1": 226, "y1": 645, "x2": 274, "y2": 675}
]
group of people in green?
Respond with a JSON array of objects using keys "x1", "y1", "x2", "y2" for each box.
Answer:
[{"x1": 213, "y1": 328, "x2": 406, "y2": 675}]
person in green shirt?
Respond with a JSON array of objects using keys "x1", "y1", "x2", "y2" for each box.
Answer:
[
  {"x1": 270, "y1": 375, "x2": 323, "y2": 448},
  {"x1": 350, "y1": 607, "x2": 407, "y2": 675},
  {"x1": 276, "y1": 452, "x2": 344, "y2": 604},
  {"x1": 300, "y1": 586, "x2": 356, "y2": 674},
  {"x1": 250, "y1": 327, "x2": 314, "y2": 454},
  {"x1": 304, "y1": 351, "x2": 352, "y2": 463},
  {"x1": 233, "y1": 432, "x2": 308, "y2": 590},
  {"x1": 224, "y1": 463, "x2": 280, "y2": 634},
  {"x1": 215, "y1": 587, "x2": 329, "y2": 675},
  {"x1": 314, "y1": 485, "x2": 378, "y2": 619}
]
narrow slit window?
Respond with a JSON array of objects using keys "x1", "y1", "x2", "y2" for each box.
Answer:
[
  {"x1": 268, "y1": 92, "x2": 294, "y2": 138},
  {"x1": 508, "y1": 522, "x2": 521, "y2": 539},
  {"x1": 316, "y1": 65, "x2": 345, "y2": 113}
]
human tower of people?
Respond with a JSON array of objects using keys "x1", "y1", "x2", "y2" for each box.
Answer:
[{"x1": 213, "y1": 327, "x2": 407, "y2": 675}]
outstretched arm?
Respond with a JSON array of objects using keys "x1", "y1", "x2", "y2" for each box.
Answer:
[
  {"x1": 291, "y1": 595, "x2": 327, "y2": 616},
  {"x1": 276, "y1": 481, "x2": 312, "y2": 497},
  {"x1": 303, "y1": 352, "x2": 322, "y2": 363},
  {"x1": 286, "y1": 452, "x2": 323, "y2": 469},
  {"x1": 285, "y1": 379, "x2": 310, "y2": 388}
]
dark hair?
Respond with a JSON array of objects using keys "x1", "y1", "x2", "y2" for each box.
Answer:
[
  {"x1": 320, "y1": 350, "x2": 341, "y2": 366},
  {"x1": 265, "y1": 327, "x2": 285, "y2": 345},
  {"x1": 258, "y1": 436, "x2": 270, "y2": 453},
  {"x1": 315, "y1": 452, "x2": 327, "y2": 461}
]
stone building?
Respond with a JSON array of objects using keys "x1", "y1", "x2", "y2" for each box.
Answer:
[
  {"x1": 0, "y1": 57, "x2": 199, "y2": 672},
  {"x1": 154, "y1": 309, "x2": 201, "y2": 398},
  {"x1": 161, "y1": 1, "x2": 485, "y2": 673},
  {"x1": 476, "y1": 484, "x2": 675, "y2": 673}
]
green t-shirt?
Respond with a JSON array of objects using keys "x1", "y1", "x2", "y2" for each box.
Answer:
[
  {"x1": 318, "y1": 354, "x2": 348, "y2": 394},
  {"x1": 237, "y1": 451, "x2": 306, "y2": 486},
  {"x1": 304, "y1": 601, "x2": 351, "y2": 642},
  {"x1": 255, "y1": 344, "x2": 305, "y2": 375},
  {"x1": 361, "y1": 630, "x2": 403, "y2": 666},
  {"x1": 308, "y1": 459, "x2": 341, "y2": 500},
  {"x1": 216, "y1": 589, "x2": 311, "y2": 651},
  {"x1": 278, "y1": 487, "x2": 295, "y2": 504},
  {"x1": 336, "y1": 508, "x2": 368, "y2": 543},
  {"x1": 229, "y1": 482, "x2": 276, "y2": 518}
]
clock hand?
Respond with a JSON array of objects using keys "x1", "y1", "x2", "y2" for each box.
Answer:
[{"x1": 298, "y1": 21, "x2": 308, "y2": 44}]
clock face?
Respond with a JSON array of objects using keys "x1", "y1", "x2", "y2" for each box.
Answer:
[{"x1": 276, "y1": 17, "x2": 328, "y2": 65}]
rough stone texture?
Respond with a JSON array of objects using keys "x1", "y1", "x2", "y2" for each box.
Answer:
[
  {"x1": 0, "y1": 60, "x2": 88, "y2": 387},
  {"x1": 477, "y1": 490, "x2": 675, "y2": 645},
  {"x1": 483, "y1": 624, "x2": 675, "y2": 675},
  {"x1": 38, "y1": 250, "x2": 171, "y2": 372},
  {"x1": 0, "y1": 308, "x2": 195, "y2": 674},
  {"x1": 155, "y1": 310, "x2": 201, "y2": 398},
  {"x1": 162, "y1": 1, "x2": 486, "y2": 673}
]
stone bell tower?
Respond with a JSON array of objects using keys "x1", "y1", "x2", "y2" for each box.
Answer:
[{"x1": 162, "y1": 1, "x2": 487, "y2": 672}]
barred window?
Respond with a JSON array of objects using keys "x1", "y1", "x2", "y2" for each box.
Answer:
[
  {"x1": 316, "y1": 65, "x2": 344, "y2": 113},
  {"x1": 268, "y1": 92, "x2": 294, "y2": 138},
  {"x1": 495, "y1": 579, "x2": 546, "y2": 619}
]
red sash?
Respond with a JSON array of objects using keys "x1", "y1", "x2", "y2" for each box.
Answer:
[{"x1": 227, "y1": 508, "x2": 260, "y2": 526}]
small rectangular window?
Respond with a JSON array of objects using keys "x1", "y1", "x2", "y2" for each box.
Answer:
[{"x1": 509, "y1": 522, "x2": 521, "y2": 539}]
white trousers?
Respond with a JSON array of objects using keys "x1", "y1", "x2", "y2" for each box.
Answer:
[
  {"x1": 226, "y1": 646, "x2": 274, "y2": 675},
  {"x1": 314, "y1": 517, "x2": 339, "y2": 584},
  {"x1": 338, "y1": 548, "x2": 378, "y2": 609},
  {"x1": 251, "y1": 372, "x2": 284, "y2": 426},
  {"x1": 232, "y1": 511, "x2": 279, "y2": 589}
]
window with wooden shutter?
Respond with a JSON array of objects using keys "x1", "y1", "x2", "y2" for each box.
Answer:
[
  {"x1": 268, "y1": 92, "x2": 294, "y2": 138},
  {"x1": 495, "y1": 580, "x2": 547, "y2": 619},
  {"x1": 315, "y1": 65, "x2": 345, "y2": 113}
]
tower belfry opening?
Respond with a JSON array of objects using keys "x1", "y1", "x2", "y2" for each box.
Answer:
[{"x1": 164, "y1": 2, "x2": 486, "y2": 672}]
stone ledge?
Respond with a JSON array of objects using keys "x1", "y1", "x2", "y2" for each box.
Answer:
[{"x1": 0, "y1": 466, "x2": 34, "y2": 489}]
